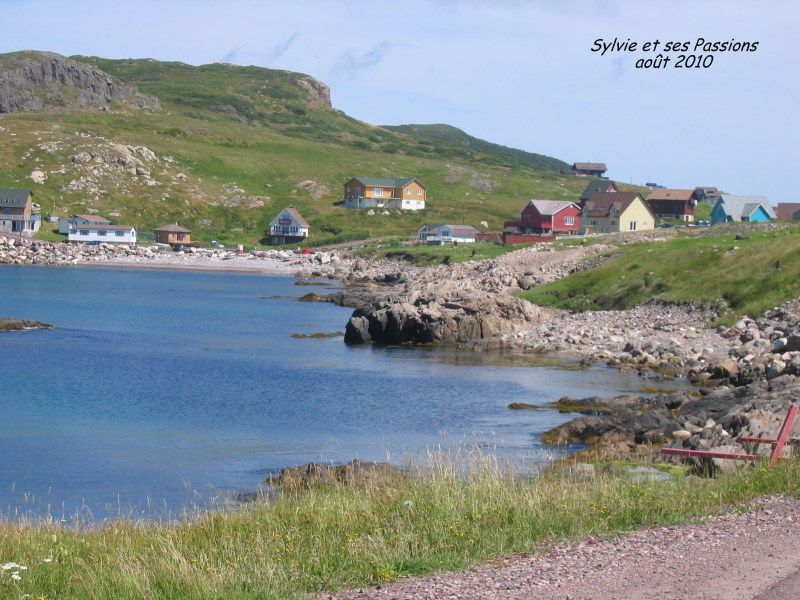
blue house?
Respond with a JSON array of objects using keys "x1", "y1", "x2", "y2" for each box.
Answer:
[{"x1": 710, "y1": 194, "x2": 776, "y2": 224}]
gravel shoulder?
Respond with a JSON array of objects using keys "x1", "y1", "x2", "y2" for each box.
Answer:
[{"x1": 335, "y1": 495, "x2": 800, "y2": 600}]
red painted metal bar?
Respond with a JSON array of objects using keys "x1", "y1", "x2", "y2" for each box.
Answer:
[
  {"x1": 769, "y1": 404, "x2": 800, "y2": 466},
  {"x1": 737, "y1": 437, "x2": 777, "y2": 444},
  {"x1": 661, "y1": 448, "x2": 758, "y2": 461}
]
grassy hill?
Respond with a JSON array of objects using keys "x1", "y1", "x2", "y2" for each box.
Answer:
[
  {"x1": 0, "y1": 51, "x2": 618, "y2": 246},
  {"x1": 382, "y1": 124, "x2": 571, "y2": 172}
]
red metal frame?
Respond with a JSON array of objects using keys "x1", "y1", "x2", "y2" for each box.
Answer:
[{"x1": 661, "y1": 404, "x2": 799, "y2": 467}]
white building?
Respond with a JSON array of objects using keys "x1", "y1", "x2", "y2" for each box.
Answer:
[
  {"x1": 417, "y1": 224, "x2": 480, "y2": 244},
  {"x1": 263, "y1": 207, "x2": 310, "y2": 245},
  {"x1": 68, "y1": 224, "x2": 137, "y2": 244},
  {"x1": 59, "y1": 214, "x2": 112, "y2": 235}
]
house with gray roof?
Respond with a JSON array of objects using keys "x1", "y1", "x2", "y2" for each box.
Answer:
[
  {"x1": 711, "y1": 194, "x2": 775, "y2": 225},
  {"x1": 263, "y1": 207, "x2": 310, "y2": 246},
  {"x1": 0, "y1": 188, "x2": 40, "y2": 236},
  {"x1": 343, "y1": 177, "x2": 426, "y2": 210},
  {"x1": 417, "y1": 223, "x2": 480, "y2": 244}
]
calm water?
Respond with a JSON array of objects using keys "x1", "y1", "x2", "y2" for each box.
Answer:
[{"x1": 1, "y1": 265, "x2": 667, "y2": 521}]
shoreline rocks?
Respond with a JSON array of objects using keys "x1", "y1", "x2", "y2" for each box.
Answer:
[{"x1": 0, "y1": 317, "x2": 53, "y2": 331}]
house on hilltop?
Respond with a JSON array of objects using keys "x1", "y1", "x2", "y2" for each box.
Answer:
[
  {"x1": 505, "y1": 200, "x2": 581, "y2": 235},
  {"x1": 417, "y1": 224, "x2": 480, "y2": 244},
  {"x1": 263, "y1": 207, "x2": 309, "y2": 246},
  {"x1": 580, "y1": 192, "x2": 654, "y2": 234},
  {"x1": 0, "y1": 188, "x2": 40, "y2": 236},
  {"x1": 711, "y1": 195, "x2": 775, "y2": 224},
  {"x1": 776, "y1": 203, "x2": 800, "y2": 221},
  {"x1": 58, "y1": 214, "x2": 111, "y2": 235},
  {"x1": 154, "y1": 223, "x2": 193, "y2": 246},
  {"x1": 572, "y1": 162, "x2": 607, "y2": 177},
  {"x1": 579, "y1": 180, "x2": 618, "y2": 204},
  {"x1": 645, "y1": 188, "x2": 697, "y2": 222},
  {"x1": 343, "y1": 177, "x2": 426, "y2": 210}
]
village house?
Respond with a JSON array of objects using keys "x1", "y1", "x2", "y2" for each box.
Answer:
[
  {"x1": 505, "y1": 200, "x2": 581, "y2": 235},
  {"x1": 68, "y1": 224, "x2": 137, "y2": 244},
  {"x1": 579, "y1": 180, "x2": 618, "y2": 204},
  {"x1": 58, "y1": 214, "x2": 111, "y2": 235},
  {"x1": 343, "y1": 177, "x2": 426, "y2": 210},
  {"x1": 694, "y1": 186, "x2": 722, "y2": 205},
  {"x1": 711, "y1": 194, "x2": 775, "y2": 224},
  {"x1": 571, "y1": 162, "x2": 607, "y2": 177},
  {"x1": 0, "y1": 188, "x2": 40, "y2": 236},
  {"x1": 580, "y1": 192, "x2": 655, "y2": 234},
  {"x1": 776, "y1": 203, "x2": 800, "y2": 221},
  {"x1": 154, "y1": 223, "x2": 192, "y2": 246},
  {"x1": 417, "y1": 224, "x2": 480, "y2": 244},
  {"x1": 263, "y1": 207, "x2": 309, "y2": 246},
  {"x1": 645, "y1": 188, "x2": 697, "y2": 222}
]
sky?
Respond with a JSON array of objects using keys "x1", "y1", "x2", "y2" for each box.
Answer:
[{"x1": 2, "y1": 0, "x2": 798, "y2": 202}]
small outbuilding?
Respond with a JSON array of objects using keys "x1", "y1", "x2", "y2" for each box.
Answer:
[{"x1": 154, "y1": 223, "x2": 192, "y2": 246}]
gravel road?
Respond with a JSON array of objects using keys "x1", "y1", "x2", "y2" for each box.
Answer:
[{"x1": 335, "y1": 495, "x2": 800, "y2": 600}]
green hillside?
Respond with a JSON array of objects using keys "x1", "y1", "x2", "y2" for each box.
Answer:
[
  {"x1": 0, "y1": 51, "x2": 606, "y2": 246},
  {"x1": 382, "y1": 124, "x2": 571, "y2": 172}
]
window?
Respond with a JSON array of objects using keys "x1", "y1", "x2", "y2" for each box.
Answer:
[
  {"x1": 564, "y1": 216, "x2": 575, "y2": 225},
  {"x1": 629, "y1": 221, "x2": 637, "y2": 231},
  {"x1": 417, "y1": 189, "x2": 423, "y2": 195},
  {"x1": 405, "y1": 188, "x2": 411, "y2": 195},
  {"x1": 416, "y1": 201, "x2": 423, "y2": 206},
  {"x1": 373, "y1": 187, "x2": 384, "y2": 197},
  {"x1": 98, "y1": 230, "x2": 107, "y2": 236},
  {"x1": 80, "y1": 230, "x2": 89, "y2": 235},
  {"x1": 590, "y1": 220, "x2": 597, "y2": 226},
  {"x1": 611, "y1": 221, "x2": 616, "y2": 226},
  {"x1": 115, "y1": 231, "x2": 125, "y2": 237}
]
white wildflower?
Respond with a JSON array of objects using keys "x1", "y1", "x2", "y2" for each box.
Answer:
[
  {"x1": 10, "y1": 571, "x2": 21, "y2": 581},
  {"x1": 1, "y1": 562, "x2": 26, "y2": 571},
  {"x1": 403, "y1": 500, "x2": 414, "y2": 509},
  {"x1": 41, "y1": 557, "x2": 53, "y2": 563}
]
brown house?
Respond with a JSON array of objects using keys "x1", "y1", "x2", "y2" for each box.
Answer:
[
  {"x1": 343, "y1": 177, "x2": 426, "y2": 210},
  {"x1": 572, "y1": 162, "x2": 607, "y2": 177},
  {"x1": 645, "y1": 189, "x2": 697, "y2": 222},
  {"x1": 776, "y1": 203, "x2": 800, "y2": 221},
  {"x1": 154, "y1": 223, "x2": 192, "y2": 246},
  {"x1": 579, "y1": 180, "x2": 619, "y2": 204},
  {"x1": 0, "y1": 188, "x2": 40, "y2": 236}
]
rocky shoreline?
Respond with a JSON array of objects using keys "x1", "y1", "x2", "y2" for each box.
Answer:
[{"x1": 0, "y1": 316, "x2": 52, "y2": 331}]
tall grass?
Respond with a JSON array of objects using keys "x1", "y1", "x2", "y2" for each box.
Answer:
[{"x1": 1, "y1": 451, "x2": 798, "y2": 599}]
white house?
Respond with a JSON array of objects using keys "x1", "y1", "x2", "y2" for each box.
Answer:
[
  {"x1": 417, "y1": 224, "x2": 480, "y2": 244},
  {"x1": 58, "y1": 214, "x2": 112, "y2": 235},
  {"x1": 68, "y1": 224, "x2": 137, "y2": 244},
  {"x1": 263, "y1": 207, "x2": 310, "y2": 245}
]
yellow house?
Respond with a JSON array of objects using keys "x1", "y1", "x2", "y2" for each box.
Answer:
[
  {"x1": 580, "y1": 192, "x2": 655, "y2": 234},
  {"x1": 343, "y1": 177, "x2": 426, "y2": 210}
]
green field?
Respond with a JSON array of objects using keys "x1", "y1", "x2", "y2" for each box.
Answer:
[
  {"x1": 0, "y1": 52, "x2": 646, "y2": 248},
  {"x1": 1, "y1": 455, "x2": 797, "y2": 600},
  {"x1": 521, "y1": 226, "x2": 800, "y2": 321}
]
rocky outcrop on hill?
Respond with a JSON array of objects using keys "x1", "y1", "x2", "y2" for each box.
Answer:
[
  {"x1": 297, "y1": 76, "x2": 332, "y2": 110},
  {"x1": 0, "y1": 51, "x2": 160, "y2": 113}
]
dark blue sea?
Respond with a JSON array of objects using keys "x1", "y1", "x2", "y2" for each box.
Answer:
[{"x1": 0, "y1": 265, "x2": 666, "y2": 521}]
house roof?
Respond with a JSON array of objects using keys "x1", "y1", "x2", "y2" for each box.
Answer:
[
  {"x1": 715, "y1": 194, "x2": 776, "y2": 220},
  {"x1": 73, "y1": 214, "x2": 111, "y2": 223},
  {"x1": 572, "y1": 162, "x2": 607, "y2": 172},
  {"x1": 526, "y1": 199, "x2": 580, "y2": 216},
  {"x1": 580, "y1": 180, "x2": 618, "y2": 201},
  {"x1": 349, "y1": 177, "x2": 424, "y2": 189},
  {"x1": 275, "y1": 207, "x2": 309, "y2": 227},
  {"x1": 0, "y1": 188, "x2": 32, "y2": 208},
  {"x1": 154, "y1": 223, "x2": 191, "y2": 233},
  {"x1": 584, "y1": 192, "x2": 651, "y2": 218},
  {"x1": 72, "y1": 224, "x2": 135, "y2": 231},
  {"x1": 419, "y1": 223, "x2": 479, "y2": 236},
  {"x1": 776, "y1": 203, "x2": 800, "y2": 221},
  {"x1": 646, "y1": 188, "x2": 695, "y2": 201}
]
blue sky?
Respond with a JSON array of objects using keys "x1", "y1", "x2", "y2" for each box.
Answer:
[{"x1": 2, "y1": 0, "x2": 798, "y2": 202}]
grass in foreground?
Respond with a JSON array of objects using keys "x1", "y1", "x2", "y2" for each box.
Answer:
[
  {"x1": 521, "y1": 226, "x2": 800, "y2": 322},
  {"x1": 1, "y1": 454, "x2": 799, "y2": 599}
]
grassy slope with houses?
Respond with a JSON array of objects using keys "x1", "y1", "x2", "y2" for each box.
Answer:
[{"x1": 0, "y1": 52, "x2": 644, "y2": 247}]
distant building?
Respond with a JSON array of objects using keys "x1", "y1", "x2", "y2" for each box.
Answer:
[
  {"x1": 505, "y1": 200, "x2": 581, "y2": 235},
  {"x1": 264, "y1": 207, "x2": 309, "y2": 245},
  {"x1": 711, "y1": 195, "x2": 775, "y2": 224},
  {"x1": 343, "y1": 177, "x2": 426, "y2": 210},
  {"x1": 776, "y1": 203, "x2": 800, "y2": 221},
  {"x1": 572, "y1": 162, "x2": 607, "y2": 177},
  {"x1": 68, "y1": 224, "x2": 137, "y2": 244},
  {"x1": 579, "y1": 180, "x2": 618, "y2": 204},
  {"x1": 0, "y1": 188, "x2": 40, "y2": 236},
  {"x1": 417, "y1": 223, "x2": 480, "y2": 244},
  {"x1": 58, "y1": 214, "x2": 111, "y2": 235},
  {"x1": 580, "y1": 192, "x2": 655, "y2": 234},
  {"x1": 645, "y1": 189, "x2": 697, "y2": 222},
  {"x1": 694, "y1": 187, "x2": 722, "y2": 206},
  {"x1": 154, "y1": 223, "x2": 192, "y2": 246}
]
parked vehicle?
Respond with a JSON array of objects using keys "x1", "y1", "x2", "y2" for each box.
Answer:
[
  {"x1": 211, "y1": 240, "x2": 225, "y2": 248},
  {"x1": 696, "y1": 220, "x2": 710, "y2": 227}
]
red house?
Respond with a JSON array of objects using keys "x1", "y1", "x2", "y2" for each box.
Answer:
[
  {"x1": 506, "y1": 200, "x2": 581, "y2": 235},
  {"x1": 645, "y1": 189, "x2": 697, "y2": 222}
]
